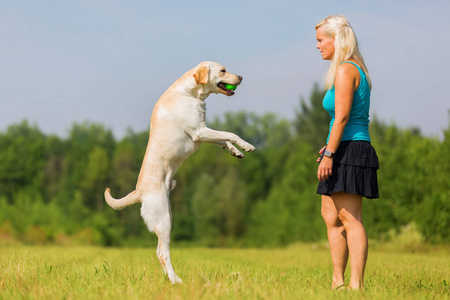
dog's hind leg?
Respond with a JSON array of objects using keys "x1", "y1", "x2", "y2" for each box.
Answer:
[
  {"x1": 156, "y1": 238, "x2": 166, "y2": 275},
  {"x1": 141, "y1": 191, "x2": 182, "y2": 284},
  {"x1": 155, "y1": 226, "x2": 181, "y2": 284}
]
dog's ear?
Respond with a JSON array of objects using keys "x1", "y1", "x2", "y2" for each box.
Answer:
[{"x1": 193, "y1": 66, "x2": 209, "y2": 85}]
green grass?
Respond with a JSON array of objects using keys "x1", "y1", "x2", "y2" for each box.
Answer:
[{"x1": 0, "y1": 244, "x2": 449, "y2": 299}]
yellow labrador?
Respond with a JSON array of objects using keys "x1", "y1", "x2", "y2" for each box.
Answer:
[{"x1": 104, "y1": 61, "x2": 255, "y2": 283}]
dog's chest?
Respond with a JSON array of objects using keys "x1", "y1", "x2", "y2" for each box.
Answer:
[
  {"x1": 177, "y1": 138, "x2": 201, "y2": 156},
  {"x1": 151, "y1": 105, "x2": 202, "y2": 157},
  {"x1": 156, "y1": 99, "x2": 205, "y2": 128}
]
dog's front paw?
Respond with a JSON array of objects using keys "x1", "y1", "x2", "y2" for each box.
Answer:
[
  {"x1": 232, "y1": 150, "x2": 245, "y2": 159},
  {"x1": 230, "y1": 146, "x2": 244, "y2": 158},
  {"x1": 240, "y1": 142, "x2": 256, "y2": 153},
  {"x1": 224, "y1": 141, "x2": 244, "y2": 158}
]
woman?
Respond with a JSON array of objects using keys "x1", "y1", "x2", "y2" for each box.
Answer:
[{"x1": 315, "y1": 15, "x2": 379, "y2": 290}]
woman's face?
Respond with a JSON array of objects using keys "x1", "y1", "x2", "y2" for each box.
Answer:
[{"x1": 316, "y1": 27, "x2": 335, "y2": 60}]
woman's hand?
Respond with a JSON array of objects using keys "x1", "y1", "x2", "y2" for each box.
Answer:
[
  {"x1": 317, "y1": 156, "x2": 333, "y2": 181},
  {"x1": 317, "y1": 146, "x2": 326, "y2": 162}
]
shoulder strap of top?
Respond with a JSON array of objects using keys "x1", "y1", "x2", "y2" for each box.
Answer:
[{"x1": 341, "y1": 61, "x2": 367, "y2": 92}]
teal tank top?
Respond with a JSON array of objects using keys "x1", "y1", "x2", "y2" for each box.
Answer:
[{"x1": 323, "y1": 61, "x2": 371, "y2": 143}]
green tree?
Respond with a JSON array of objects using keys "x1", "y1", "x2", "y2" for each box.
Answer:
[
  {"x1": 62, "y1": 122, "x2": 115, "y2": 206},
  {"x1": 82, "y1": 146, "x2": 110, "y2": 210},
  {"x1": 0, "y1": 121, "x2": 46, "y2": 199},
  {"x1": 191, "y1": 173, "x2": 220, "y2": 246},
  {"x1": 109, "y1": 140, "x2": 137, "y2": 196},
  {"x1": 294, "y1": 83, "x2": 329, "y2": 150},
  {"x1": 42, "y1": 135, "x2": 66, "y2": 200}
]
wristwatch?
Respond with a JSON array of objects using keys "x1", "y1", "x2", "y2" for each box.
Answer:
[{"x1": 324, "y1": 149, "x2": 334, "y2": 158}]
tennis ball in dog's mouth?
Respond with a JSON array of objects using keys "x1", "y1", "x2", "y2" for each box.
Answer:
[{"x1": 225, "y1": 84, "x2": 237, "y2": 91}]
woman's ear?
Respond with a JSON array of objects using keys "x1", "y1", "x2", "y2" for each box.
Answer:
[{"x1": 193, "y1": 66, "x2": 209, "y2": 85}]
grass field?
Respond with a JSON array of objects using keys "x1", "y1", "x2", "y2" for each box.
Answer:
[{"x1": 1, "y1": 243, "x2": 449, "y2": 299}]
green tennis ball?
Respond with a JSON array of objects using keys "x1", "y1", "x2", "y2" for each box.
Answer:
[{"x1": 225, "y1": 84, "x2": 237, "y2": 91}]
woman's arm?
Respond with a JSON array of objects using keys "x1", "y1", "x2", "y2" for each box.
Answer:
[{"x1": 317, "y1": 63, "x2": 359, "y2": 181}]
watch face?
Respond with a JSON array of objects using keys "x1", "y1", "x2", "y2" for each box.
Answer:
[{"x1": 325, "y1": 150, "x2": 332, "y2": 157}]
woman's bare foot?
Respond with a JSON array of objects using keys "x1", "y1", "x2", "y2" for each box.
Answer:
[
  {"x1": 347, "y1": 283, "x2": 364, "y2": 291},
  {"x1": 331, "y1": 282, "x2": 346, "y2": 290}
]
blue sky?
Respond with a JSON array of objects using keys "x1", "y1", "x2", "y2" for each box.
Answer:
[{"x1": 1, "y1": 0, "x2": 448, "y2": 139}]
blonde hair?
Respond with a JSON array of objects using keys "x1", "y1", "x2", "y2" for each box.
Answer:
[{"x1": 316, "y1": 15, "x2": 372, "y2": 90}]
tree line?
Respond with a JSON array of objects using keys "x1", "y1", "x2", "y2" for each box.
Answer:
[{"x1": 0, "y1": 84, "x2": 449, "y2": 246}]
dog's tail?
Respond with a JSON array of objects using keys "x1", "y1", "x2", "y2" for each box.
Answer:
[{"x1": 104, "y1": 188, "x2": 141, "y2": 210}]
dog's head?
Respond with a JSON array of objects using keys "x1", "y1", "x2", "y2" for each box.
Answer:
[{"x1": 192, "y1": 62, "x2": 242, "y2": 96}]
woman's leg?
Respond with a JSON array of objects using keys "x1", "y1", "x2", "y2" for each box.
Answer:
[
  {"x1": 321, "y1": 195, "x2": 349, "y2": 289},
  {"x1": 332, "y1": 192, "x2": 367, "y2": 290}
]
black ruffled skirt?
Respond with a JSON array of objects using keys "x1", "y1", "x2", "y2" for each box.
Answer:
[{"x1": 317, "y1": 141, "x2": 379, "y2": 199}]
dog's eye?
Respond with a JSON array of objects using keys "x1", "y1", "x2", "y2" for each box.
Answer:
[{"x1": 221, "y1": 69, "x2": 226, "y2": 73}]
